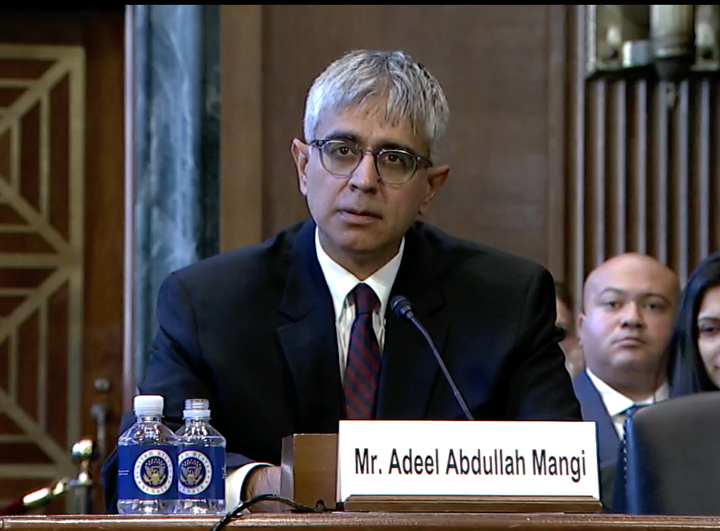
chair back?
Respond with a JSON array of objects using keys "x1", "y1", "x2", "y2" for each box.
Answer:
[{"x1": 623, "y1": 391, "x2": 720, "y2": 515}]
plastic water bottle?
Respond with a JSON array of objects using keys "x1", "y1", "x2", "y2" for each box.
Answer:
[
  {"x1": 117, "y1": 395, "x2": 179, "y2": 514},
  {"x1": 175, "y1": 398, "x2": 227, "y2": 514}
]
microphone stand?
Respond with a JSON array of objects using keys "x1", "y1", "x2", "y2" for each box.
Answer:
[
  {"x1": 391, "y1": 295, "x2": 474, "y2": 421},
  {"x1": 0, "y1": 439, "x2": 97, "y2": 515}
]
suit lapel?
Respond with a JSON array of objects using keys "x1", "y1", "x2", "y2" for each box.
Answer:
[
  {"x1": 277, "y1": 220, "x2": 343, "y2": 433},
  {"x1": 376, "y1": 224, "x2": 449, "y2": 419},
  {"x1": 573, "y1": 371, "x2": 620, "y2": 467}
]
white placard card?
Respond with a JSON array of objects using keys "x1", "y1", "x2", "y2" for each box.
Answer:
[{"x1": 337, "y1": 420, "x2": 599, "y2": 501}]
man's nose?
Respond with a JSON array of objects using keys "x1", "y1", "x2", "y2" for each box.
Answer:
[
  {"x1": 620, "y1": 302, "x2": 643, "y2": 327},
  {"x1": 348, "y1": 153, "x2": 380, "y2": 191}
]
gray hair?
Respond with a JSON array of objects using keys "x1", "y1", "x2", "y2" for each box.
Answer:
[{"x1": 303, "y1": 50, "x2": 450, "y2": 161}]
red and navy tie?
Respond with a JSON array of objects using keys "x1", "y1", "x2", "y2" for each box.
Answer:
[{"x1": 343, "y1": 283, "x2": 381, "y2": 419}]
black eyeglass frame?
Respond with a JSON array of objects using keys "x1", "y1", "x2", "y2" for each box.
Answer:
[{"x1": 309, "y1": 138, "x2": 434, "y2": 184}]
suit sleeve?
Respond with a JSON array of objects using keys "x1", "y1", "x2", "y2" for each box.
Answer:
[
  {"x1": 504, "y1": 266, "x2": 583, "y2": 421},
  {"x1": 139, "y1": 272, "x2": 213, "y2": 424},
  {"x1": 101, "y1": 273, "x2": 254, "y2": 513}
]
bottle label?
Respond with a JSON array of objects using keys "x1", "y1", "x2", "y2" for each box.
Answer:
[
  {"x1": 118, "y1": 445, "x2": 178, "y2": 500},
  {"x1": 178, "y1": 446, "x2": 225, "y2": 499}
]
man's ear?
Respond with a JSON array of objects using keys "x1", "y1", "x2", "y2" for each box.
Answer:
[
  {"x1": 291, "y1": 139, "x2": 310, "y2": 196},
  {"x1": 418, "y1": 165, "x2": 449, "y2": 215}
]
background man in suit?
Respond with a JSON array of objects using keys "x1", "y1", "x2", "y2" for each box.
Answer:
[
  {"x1": 102, "y1": 49, "x2": 582, "y2": 513},
  {"x1": 572, "y1": 253, "x2": 679, "y2": 508}
]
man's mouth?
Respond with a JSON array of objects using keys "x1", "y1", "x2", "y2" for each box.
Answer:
[
  {"x1": 614, "y1": 336, "x2": 645, "y2": 346},
  {"x1": 339, "y1": 208, "x2": 382, "y2": 220}
]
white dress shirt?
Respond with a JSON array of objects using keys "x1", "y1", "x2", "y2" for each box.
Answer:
[
  {"x1": 225, "y1": 228, "x2": 405, "y2": 508},
  {"x1": 315, "y1": 228, "x2": 404, "y2": 379},
  {"x1": 585, "y1": 369, "x2": 669, "y2": 438}
]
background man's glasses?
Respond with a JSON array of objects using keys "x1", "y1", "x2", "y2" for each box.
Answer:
[{"x1": 310, "y1": 139, "x2": 433, "y2": 184}]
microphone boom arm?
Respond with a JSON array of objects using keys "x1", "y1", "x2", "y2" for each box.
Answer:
[
  {"x1": 390, "y1": 295, "x2": 474, "y2": 421},
  {"x1": 410, "y1": 314, "x2": 474, "y2": 421}
]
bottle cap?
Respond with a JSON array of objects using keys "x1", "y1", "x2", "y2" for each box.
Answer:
[
  {"x1": 183, "y1": 398, "x2": 211, "y2": 420},
  {"x1": 134, "y1": 395, "x2": 164, "y2": 416}
]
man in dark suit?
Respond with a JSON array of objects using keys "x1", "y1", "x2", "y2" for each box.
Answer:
[
  {"x1": 572, "y1": 253, "x2": 679, "y2": 509},
  {"x1": 102, "y1": 49, "x2": 581, "y2": 513}
]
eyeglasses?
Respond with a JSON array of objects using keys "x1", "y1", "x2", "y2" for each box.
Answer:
[{"x1": 309, "y1": 139, "x2": 433, "y2": 185}]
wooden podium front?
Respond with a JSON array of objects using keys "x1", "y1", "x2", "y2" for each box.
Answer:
[
  {"x1": 280, "y1": 434, "x2": 601, "y2": 514},
  {"x1": 4, "y1": 513, "x2": 720, "y2": 531}
]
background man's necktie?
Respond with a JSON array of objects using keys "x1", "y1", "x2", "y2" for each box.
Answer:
[
  {"x1": 343, "y1": 283, "x2": 381, "y2": 419},
  {"x1": 622, "y1": 404, "x2": 646, "y2": 418},
  {"x1": 620, "y1": 403, "x2": 648, "y2": 440}
]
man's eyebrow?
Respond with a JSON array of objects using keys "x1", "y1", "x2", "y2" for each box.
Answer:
[
  {"x1": 322, "y1": 130, "x2": 357, "y2": 142},
  {"x1": 596, "y1": 288, "x2": 627, "y2": 297},
  {"x1": 376, "y1": 140, "x2": 419, "y2": 153},
  {"x1": 322, "y1": 130, "x2": 421, "y2": 154}
]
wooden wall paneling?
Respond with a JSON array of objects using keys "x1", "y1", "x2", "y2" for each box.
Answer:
[
  {"x1": 587, "y1": 81, "x2": 607, "y2": 270},
  {"x1": 220, "y1": 5, "x2": 720, "y2": 296},
  {"x1": 219, "y1": 5, "x2": 572, "y2": 270},
  {"x1": 219, "y1": 5, "x2": 263, "y2": 252},
  {"x1": 649, "y1": 82, "x2": 670, "y2": 266},
  {"x1": 569, "y1": 5, "x2": 720, "y2": 293},
  {"x1": 628, "y1": 80, "x2": 648, "y2": 255},
  {"x1": 220, "y1": 5, "x2": 720, "y2": 309},
  {"x1": 670, "y1": 81, "x2": 690, "y2": 282},
  {"x1": 693, "y1": 80, "x2": 711, "y2": 265},
  {"x1": 546, "y1": 4, "x2": 569, "y2": 281},
  {"x1": 714, "y1": 85, "x2": 720, "y2": 253},
  {"x1": 608, "y1": 80, "x2": 627, "y2": 257},
  {"x1": 568, "y1": 4, "x2": 587, "y2": 305}
]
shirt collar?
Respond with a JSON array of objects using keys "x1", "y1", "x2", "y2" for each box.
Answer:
[
  {"x1": 586, "y1": 368, "x2": 669, "y2": 417},
  {"x1": 314, "y1": 227, "x2": 404, "y2": 320}
]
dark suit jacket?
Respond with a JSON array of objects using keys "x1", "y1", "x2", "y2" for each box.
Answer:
[
  {"x1": 102, "y1": 219, "x2": 581, "y2": 512},
  {"x1": 572, "y1": 371, "x2": 621, "y2": 510}
]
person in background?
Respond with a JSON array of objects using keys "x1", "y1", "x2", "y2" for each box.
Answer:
[
  {"x1": 668, "y1": 251, "x2": 720, "y2": 395},
  {"x1": 572, "y1": 253, "x2": 679, "y2": 508}
]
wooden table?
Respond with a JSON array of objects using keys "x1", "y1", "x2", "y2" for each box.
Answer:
[{"x1": 3, "y1": 513, "x2": 720, "y2": 531}]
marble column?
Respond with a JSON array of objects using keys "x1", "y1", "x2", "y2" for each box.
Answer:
[{"x1": 132, "y1": 5, "x2": 220, "y2": 386}]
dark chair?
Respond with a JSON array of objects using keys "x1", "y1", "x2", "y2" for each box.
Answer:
[{"x1": 620, "y1": 391, "x2": 720, "y2": 515}]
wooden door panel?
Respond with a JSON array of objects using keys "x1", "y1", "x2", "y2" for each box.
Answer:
[
  {"x1": 0, "y1": 44, "x2": 84, "y2": 513},
  {"x1": 0, "y1": 8, "x2": 125, "y2": 513}
]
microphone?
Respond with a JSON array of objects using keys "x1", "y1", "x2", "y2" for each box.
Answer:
[{"x1": 390, "y1": 295, "x2": 474, "y2": 421}]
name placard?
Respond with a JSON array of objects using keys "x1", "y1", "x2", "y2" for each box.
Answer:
[{"x1": 337, "y1": 420, "x2": 599, "y2": 501}]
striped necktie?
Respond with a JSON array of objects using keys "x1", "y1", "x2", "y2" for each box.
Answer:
[
  {"x1": 343, "y1": 283, "x2": 381, "y2": 419},
  {"x1": 623, "y1": 404, "x2": 647, "y2": 419}
]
